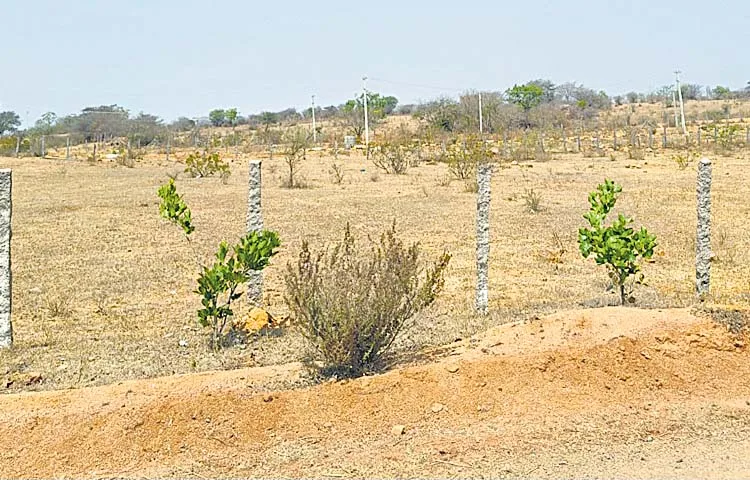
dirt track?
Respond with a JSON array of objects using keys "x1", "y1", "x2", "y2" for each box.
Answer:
[{"x1": 1, "y1": 307, "x2": 749, "y2": 479}]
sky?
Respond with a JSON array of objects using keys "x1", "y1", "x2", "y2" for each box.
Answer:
[{"x1": 2, "y1": 0, "x2": 748, "y2": 125}]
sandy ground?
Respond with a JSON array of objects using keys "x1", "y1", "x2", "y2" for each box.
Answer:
[
  {"x1": 1, "y1": 146, "x2": 750, "y2": 394},
  {"x1": 0, "y1": 306, "x2": 748, "y2": 479}
]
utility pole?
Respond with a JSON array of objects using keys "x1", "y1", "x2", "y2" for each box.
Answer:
[
  {"x1": 363, "y1": 76, "x2": 369, "y2": 152},
  {"x1": 478, "y1": 91, "x2": 484, "y2": 134},
  {"x1": 675, "y1": 70, "x2": 687, "y2": 137},
  {"x1": 311, "y1": 95, "x2": 317, "y2": 143},
  {"x1": 672, "y1": 90, "x2": 678, "y2": 128}
]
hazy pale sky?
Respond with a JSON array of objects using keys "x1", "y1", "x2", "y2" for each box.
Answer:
[{"x1": 2, "y1": 0, "x2": 748, "y2": 124}]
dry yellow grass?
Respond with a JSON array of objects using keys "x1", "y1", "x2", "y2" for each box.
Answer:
[{"x1": 1, "y1": 138, "x2": 749, "y2": 392}]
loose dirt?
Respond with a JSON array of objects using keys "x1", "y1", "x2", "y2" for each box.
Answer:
[{"x1": 1, "y1": 307, "x2": 748, "y2": 479}]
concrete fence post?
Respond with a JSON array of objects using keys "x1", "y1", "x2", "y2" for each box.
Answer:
[
  {"x1": 247, "y1": 160, "x2": 264, "y2": 305},
  {"x1": 613, "y1": 128, "x2": 618, "y2": 150},
  {"x1": 0, "y1": 170, "x2": 12, "y2": 348},
  {"x1": 475, "y1": 163, "x2": 492, "y2": 315},
  {"x1": 696, "y1": 158, "x2": 712, "y2": 299}
]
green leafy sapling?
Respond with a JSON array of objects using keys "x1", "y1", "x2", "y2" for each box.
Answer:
[
  {"x1": 157, "y1": 180, "x2": 280, "y2": 348},
  {"x1": 196, "y1": 231, "x2": 280, "y2": 348},
  {"x1": 578, "y1": 179, "x2": 657, "y2": 305},
  {"x1": 158, "y1": 179, "x2": 195, "y2": 236}
]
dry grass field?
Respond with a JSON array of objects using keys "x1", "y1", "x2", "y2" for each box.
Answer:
[{"x1": 1, "y1": 141, "x2": 749, "y2": 393}]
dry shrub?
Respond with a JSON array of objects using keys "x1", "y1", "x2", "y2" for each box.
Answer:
[
  {"x1": 329, "y1": 162, "x2": 345, "y2": 184},
  {"x1": 447, "y1": 136, "x2": 489, "y2": 180},
  {"x1": 522, "y1": 187, "x2": 543, "y2": 213},
  {"x1": 463, "y1": 178, "x2": 478, "y2": 193},
  {"x1": 284, "y1": 223, "x2": 451, "y2": 378},
  {"x1": 371, "y1": 134, "x2": 414, "y2": 174},
  {"x1": 628, "y1": 148, "x2": 645, "y2": 161},
  {"x1": 184, "y1": 151, "x2": 229, "y2": 178}
]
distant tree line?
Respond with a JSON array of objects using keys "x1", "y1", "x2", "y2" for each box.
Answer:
[{"x1": 1, "y1": 80, "x2": 748, "y2": 146}]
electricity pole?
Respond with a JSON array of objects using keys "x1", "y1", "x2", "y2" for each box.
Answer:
[
  {"x1": 478, "y1": 91, "x2": 484, "y2": 134},
  {"x1": 672, "y1": 90, "x2": 678, "y2": 128},
  {"x1": 675, "y1": 70, "x2": 687, "y2": 136},
  {"x1": 363, "y1": 76, "x2": 369, "y2": 151},
  {"x1": 311, "y1": 94, "x2": 317, "y2": 143}
]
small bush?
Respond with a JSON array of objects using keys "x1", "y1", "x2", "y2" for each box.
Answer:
[
  {"x1": 446, "y1": 137, "x2": 489, "y2": 180},
  {"x1": 463, "y1": 178, "x2": 479, "y2": 193},
  {"x1": 628, "y1": 148, "x2": 645, "y2": 161},
  {"x1": 436, "y1": 174, "x2": 452, "y2": 187},
  {"x1": 285, "y1": 223, "x2": 451, "y2": 378},
  {"x1": 372, "y1": 139, "x2": 412, "y2": 174},
  {"x1": 282, "y1": 128, "x2": 309, "y2": 188},
  {"x1": 185, "y1": 150, "x2": 229, "y2": 178},
  {"x1": 578, "y1": 179, "x2": 657, "y2": 305},
  {"x1": 673, "y1": 151, "x2": 699, "y2": 170},
  {"x1": 329, "y1": 162, "x2": 345, "y2": 184},
  {"x1": 522, "y1": 188, "x2": 543, "y2": 213}
]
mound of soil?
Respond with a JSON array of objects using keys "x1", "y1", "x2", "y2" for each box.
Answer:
[{"x1": 1, "y1": 307, "x2": 749, "y2": 479}]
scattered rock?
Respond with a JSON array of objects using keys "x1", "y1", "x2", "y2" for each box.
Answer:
[
  {"x1": 446, "y1": 365, "x2": 460, "y2": 374},
  {"x1": 640, "y1": 351, "x2": 651, "y2": 360},
  {"x1": 431, "y1": 403, "x2": 445, "y2": 413},
  {"x1": 178, "y1": 340, "x2": 188, "y2": 348},
  {"x1": 262, "y1": 394, "x2": 274, "y2": 403},
  {"x1": 391, "y1": 424, "x2": 406, "y2": 436}
]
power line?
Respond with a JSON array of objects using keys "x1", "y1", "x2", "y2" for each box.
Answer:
[{"x1": 367, "y1": 76, "x2": 467, "y2": 94}]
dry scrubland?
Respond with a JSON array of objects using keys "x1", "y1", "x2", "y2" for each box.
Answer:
[{"x1": 0, "y1": 137, "x2": 749, "y2": 392}]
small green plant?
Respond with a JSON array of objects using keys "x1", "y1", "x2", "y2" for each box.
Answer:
[
  {"x1": 184, "y1": 150, "x2": 229, "y2": 178},
  {"x1": 157, "y1": 179, "x2": 194, "y2": 235},
  {"x1": 285, "y1": 223, "x2": 451, "y2": 378},
  {"x1": 578, "y1": 180, "x2": 657, "y2": 305},
  {"x1": 157, "y1": 180, "x2": 280, "y2": 348},
  {"x1": 197, "y1": 231, "x2": 280, "y2": 348}
]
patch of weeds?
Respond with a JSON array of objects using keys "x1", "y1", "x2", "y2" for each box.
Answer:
[{"x1": 522, "y1": 188, "x2": 543, "y2": 213}]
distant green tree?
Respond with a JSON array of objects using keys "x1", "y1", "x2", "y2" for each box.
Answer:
[
  {"x1": 382, "y1": 95, "x2": 399, "y2": 114},
  {"x1": 713, "y1": 86, "x2": 732, "y2": 99},
  {"x1": 209, "y1": 109, "x2": 226, "y2": 127},
  {"x1": 226, "y1": 108, "x2": 238, "y2": 127},
  {"x1": 505, "y1": 84, "x2": 544, "y2": 112},
  {"x1": 34, "y1": 112, "x2": 57, "y2": 135},
  {"x1": 342, "y1": 92, "x2": 398, "y2": 138},
  {"x1": 259, "y1": 111, "x2": 277, "y2": 131},
  {"x1": 527, "y1": 79, "x2": 556, "y2": 103},
  {"x1": 129, "y1": 112, "x2": 163, "y2": 146},
  {"x1": 171, "y1": 117, "x2": 196, "y2": 131},
  {"x1": 0, "y1": 111, "x2": 21, "y2": 135}
]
